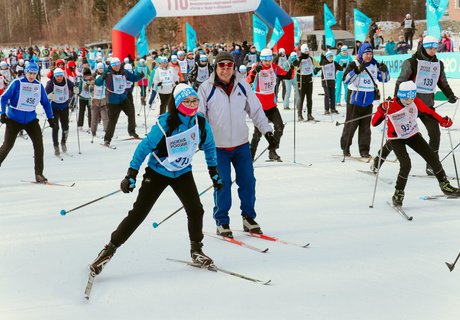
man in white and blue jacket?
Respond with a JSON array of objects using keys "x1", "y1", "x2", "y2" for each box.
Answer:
[
  {"x1": 0, "y1": 62, "x2": 55, "y2": 183},
  {"x1": 340, "y1": 42, "x2": 389, "y2": 158},
  {"x1": 95, "y1": 57, "x2": 144, "y2": 146}
]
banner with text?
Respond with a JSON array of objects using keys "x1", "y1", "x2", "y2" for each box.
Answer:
[
  {"x1": 354, "y1": 9, "x2": 371, "y2": 42},
  {"x1": 152, "y1": 0, "x2": 261, "y2": 17},
  {"x1": 253, "y1": 14, "x2": 269, "y2": 51},
  {"x1": 426, "y1": 0, "x2": 449, "y2": 40}
]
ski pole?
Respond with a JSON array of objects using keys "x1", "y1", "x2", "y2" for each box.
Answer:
[
  {"x1": 441, "y1": 142, "x2": 460, "y2": 163},
  {"x1": 447, "y1": 100, "x2": 460, "y2": 187},
  {"x1": 446, "y1": 252, "x2": 460, "y2": 272},
  {"x1": 369, "y1": 74, "x2": 388, "y2": 208},
  {"x1": 75, "y1": 103, "x2": 82, "y2": 154},
  {"x1": 434, "y1": 100, "x2": 449, "y2": 109},
  {"x1": 142, "y1": 85, "x2": 148, "y2": 135},
  {"x1": 152, "y1": 146, "x2": 270, "y2": 229},
  {"x1": 60, "y1": 189, "x2": 121, "y2": 216},
  {"x1": 335, "y1": 112, "x2": 375, "y2": 126}
]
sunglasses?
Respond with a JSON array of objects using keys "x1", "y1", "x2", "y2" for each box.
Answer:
[{"x1": 217, "y1": 62, "x2": 234, "y2": 68}]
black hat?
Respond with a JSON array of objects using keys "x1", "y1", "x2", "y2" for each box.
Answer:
[{"x1": 214, "y1": 51, "x2": 234, "y2": 64}]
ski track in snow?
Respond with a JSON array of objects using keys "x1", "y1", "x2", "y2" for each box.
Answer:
[{"x1": 1, "y1": 75, "x2": 460, "y2": 319}]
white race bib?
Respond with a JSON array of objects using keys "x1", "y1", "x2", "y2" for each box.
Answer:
[
  {"x1": 257, "y1": 68, "x2": 276, "y2": 94},
  {"x1": 159, "y1": 69, "x2": 173, "y2": 85},
  {"x1": 112, "y1": 74, "x2": 126, "y2": 94},
  {"x1": 179, "y1": 59, "x2": 188, "y2": 74},
  {"x1": 415, "y1": 60, "x2": 440, "y2": 94},
  {"x1": 93, "y1": 84, "x2": 105, "y2": 99},
  {"x1": 322, "y1": 63, "x2": 335, "y2": 80},
  {"x1": 196, "y1": 66, "x2": 209, "y2": 82},
  {"x1": 16, "y1": 81, "x2": 41, "y2": 112},
  {"x1": 53, "y1": 82, "x2": 70, "y2": 103},
  {"x1": 300, "y1": 59, "x2": 312, "y2": 75},
  {"x1": 388, "y1": 104, "x2": 419, "y2": 139}
]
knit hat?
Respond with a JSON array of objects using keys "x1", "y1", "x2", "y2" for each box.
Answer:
[
  {"x1": 300, "y1": 44, "x2": 309, "y2": 53},
  {"x1": 171, "y1": 55, "x2": 178, "y2": 62},
  {"x1": 397, "y1": 81, "x2": 417, "y2": 99},
  {"x1": 25, "y1": 62, "x2": 39, "y2": 74},
  {"x1": 53, "y1": 68, "x2": 64, "y2": 77},
  {"x1": 260, "y1": 48, "x2": 273, "y2": 61},
  {"x1": 423, "y1": 36, "x2": 439, "y2": 49},
  {"x1": 110, "y1": 57, "x2": 121, "y2": 67},
  {"x1": 325, "y1": 51, "x2": 334, "y2": 58},
  {"x1": 174, "y1": 83, "x2": 198, "y2": 107},
  {"x1": 341, "y1": 45, "x2": 348, "y2": 52},
  {"x1": 214, "y1": 51, "x2": 234, "y2": 64},
  {"x1": 199, "y1": 55, "x2": 208, "y2": 62},
  {"x1": 239, "y1": 65, "x2": 247, "y2": 72},
  {"x1": 96, "y1": 62, "x2": 105, "y2": 70}
]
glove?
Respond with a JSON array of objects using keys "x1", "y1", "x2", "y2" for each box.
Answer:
[
  {"x1": 264, "y1": 132, "x2": 277, "y2": 150},
  {"x1": 440, "y1": 116, "x2": 453, "y2": 128},
  {"x1": 73, "y1": 86, "x2": 80, "y2": 94},
  {"x1": 0, "y1": 113, "x2": 7, "y2": 124},
  {"x1": 175, "y1": 81, "x2": 179, "y2": 85},
  {"x1": 48, "y1": 118, "x2": 56, "y2": 128},
  {"x1": 448, "y1": 95, "x2": 458, "y2": 104},
  {"x1": 378, "y1": 63, "x2": 388, "y2": 73},
  {"x1": 255, "y1": 64, "x2": 262, "y2": 73},
  {"x1": 208, "y1": 166, "x2": 224, "y2": 191},
  {"x1": 47, "y1": 93, "x2": 54, "y2": 101},
  {"x1": 138, "y1": 71, "x2": 145, "y2": 78},
  {"x1": 354, "y1": 63, "x2": 365, "y2": 74},
  {"x1": 157, "y1": 81, "x2": 163, "y2": 87},
  {"x1": 313, "y1": 67, "x2": 321, "y2": 75},
  {"x1": 120, "y1": 168, "x2": 138, "y2": 193}
]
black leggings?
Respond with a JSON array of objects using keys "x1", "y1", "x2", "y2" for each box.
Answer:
[
  {"x1": 104, "y1": 99, "x2": 137, "y2": 143},
  {"x1": 340, "y1": 103, "x2": 373, "y2": 155},
  {"x1": 297, "y1": 80, "x2": 313, "y2": 116},
  {"x1": 110, "y1": 168, "x2": 205, "y2": 247},
  {"x1": 52, "y1": 108, "x2": 69, "y2": 146},
  {"x1": 251, "y1": 107, "x2": 284, "y2": 152},
  {"x1": 391, "y1": 133, "x2": 447, "y2": 190},
  {"x1": 0, "y1": 118, "x2": 44, "y2": 175},
  {"x1": 159, "y1": 93, "x2": 172, "y2": 115},
  {"x1": 77, "y1": 99, "x2": 91, "y2": 128}
]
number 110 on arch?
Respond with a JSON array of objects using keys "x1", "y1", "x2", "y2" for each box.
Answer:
[{"x1": 168, "y1": 0, "x2": 189, "y2": 10}]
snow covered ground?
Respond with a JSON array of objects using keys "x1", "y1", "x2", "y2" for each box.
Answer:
[{"x1": 1, "y1": 76, "x2": 460, "y2": 320}]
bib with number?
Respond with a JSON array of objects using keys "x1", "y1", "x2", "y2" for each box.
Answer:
[
  {"x1": 53, "y1": 82, "x2": 70, "y2": 103},
  {"x1": 256, "y1": 68, "x2": 276, "y2": 94},
  {"x1": 404, "y1": 19, "x2": 413, "y2": 29},
  {"x1": 0, "y1": 69, "x2": 11, "y2": 83},
  {"x1": 197, "y1": 66, "x2": 210, "y2": 82},
  {"x1": 322, "y1": 63, "x2": 336, "y2": 80},
  {"x1": 277, "y1": 56, "x2": 287, "y2": 67},
  {"x1": 187, "y1": 59, "x2": 195, "y2": 70},
  {"x1": 80, "y1": 83, "x2": 91, "y2": 99},
  {"x1": 348, "y1": 64, "x2": 377, "y2": 92},
  {"x1": 16, "y1": 81, "x2": 41, "y2": 112},
  {"x1": 388, "y1": 104, "x2": 419, "y2": 139},
  {"x1": 159, "y1": 69, "x2": 173, "y2": 85},
  {"x1": 152, "y1": 118, "x2": 199, "y2": 172},
  {"x1": 112, "y1": 74, "x2": 126, "y2": 94},
  {"x1": 93, "y1": 84, "x2": 105, "y2": 99},
  {"x1": 300, "y1": 59, "x2": 313, "y2": 75},
  {"x1": 179, "y1": 60, "x2": 188, "y2": 74},
  {"x1": 415, "y1": 60, "x2": 440, "y2": 94},
  {"x1": 248, "y1": 54, "x2": 257, "y2": 65}
]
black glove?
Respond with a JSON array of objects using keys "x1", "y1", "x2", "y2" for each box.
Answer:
[
  {"x1": 208, "y1": 166, "x2": 224, "y2": 191},
  {"x1": 120, "y1": 168, "x2": 138, "y2": 193},
  {"x1": 157, "y1": 81, "x2": 163, "y2": 87},
  {"x1": 448, "y1": 95, "x2": 458, "y2": 104},
  {"x1": 265, "y1": 132, "x2": 277, "y2": 150},
  {"x1": 175, "y1": 81, "x2": 179, "y2": 85},
  {"x1": 313, "y1": 67, "x2": 321, "y2": 75},
  {"x1": 138, "y1": 71, "x2": 145, "y2": 78},
  {"x1": 354, "y1": 63, "x2": 365, "y2": 74},
  {"x1": 0, "y1": 113, "x2": 7, "y2": 124},
  {"x1": 255, "y1": 64, "x2": 262, "y2": 73},
  {"x1": 48, "y1": 118, "x2": 56, "y2": 128},
  {"x1": 378, "y1": 63, "x2": 388, "y2": 73}
]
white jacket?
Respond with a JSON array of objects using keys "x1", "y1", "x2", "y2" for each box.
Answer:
[
  {"x1": 153, "y1": 67, "x2": 179, "y2": 94},
  {"x1": 198, "y1": 73, "x2": 272, "y2": 148}
]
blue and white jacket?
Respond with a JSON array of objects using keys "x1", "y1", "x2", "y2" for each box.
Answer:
[
  {"x1": 95, "y1": 67, "x2": 141, "y2": 105},
  {"x1": 1, "y1": 77, "x2": 53, "y2": 124},
  {"x1": 129, "y1": 112, "x2": 217, "y2": 178}
]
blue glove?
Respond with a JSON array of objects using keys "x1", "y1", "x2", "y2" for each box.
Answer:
[{"x1": 208, "y1": 166, "x2": 224, "y2": 191}]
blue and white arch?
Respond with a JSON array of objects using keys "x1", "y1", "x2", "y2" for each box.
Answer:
[{"x1": 113, "y1": 0, "x2": 294, "y2": 59}]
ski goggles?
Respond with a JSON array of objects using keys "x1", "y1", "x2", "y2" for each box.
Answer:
[{"x1": 217, "y1": 62, "x2": 234, "y2": 68}]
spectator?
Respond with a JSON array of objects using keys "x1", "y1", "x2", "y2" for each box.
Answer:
[
  {"x1": 385, "y1": 38, "x2": 397, "y2": 55},
  {"x1": 401, "y1": 14, "x2": 415, "y2": 50},
  {"x1": 396, "y1": 36, "x2": 410, "y2": 54}
]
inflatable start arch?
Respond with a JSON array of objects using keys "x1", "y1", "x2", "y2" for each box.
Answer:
[{"x1": 113, "y1": 0, "x2": 294, "y2": 59}]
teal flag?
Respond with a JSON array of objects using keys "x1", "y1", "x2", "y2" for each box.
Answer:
[
  {"x1": 354, "y1": 9, "x2": 371, "y2": 42},
  {"x1": 293, "y1": 17, "x2": 302, "y2": 46},
  {"x1": 324, "y1": 4, "x2": 336, "y2": 48},
  {"x1": 253, "y1": 15, "x2": 269, "y2": 51},
  {"x1": 136, "y1": 25, "x2": 149, "y2": 58},
  {"x1": 186, "y1": 22, "x2": 197, "y2": 52},
  {"x1": 267, "y1": 17, "x2": 285, "y2": 49},
  {"x1": 426, "y1": 0, "x2": 449, "y2": 40}
]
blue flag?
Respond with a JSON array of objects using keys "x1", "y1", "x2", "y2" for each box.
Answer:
[
  {"x1": 293, "y1": 17, "x2": 302, "y2": 46},
  {"x1": 324, "y1": 4, "x2": 336, "y2": 48},
  {"x1": 354, "y1": 9, "x2": 372, "y2": 43},
  {"x1": 186, "y1": 22, "x2": 197, "y2": 52},
  {"x1": 136, "y1": 25, "x2": 149, "y2": 58},
  {"x1": 253, "y1": 15, "x2": 269, "y2": 52},
  {"x1": 426, "y1": 0, "x2": 449, "y2": 40},
  {"x1": 267, "y1": 17, "x2": 285, "y2": 49}
]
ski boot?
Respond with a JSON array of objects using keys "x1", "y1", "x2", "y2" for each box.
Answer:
[
  {"x1": 268, "y1": 149, "x2": 282, "y2": 162},
  {"x1": 307, "y1": 114, "x2": 315, "y2": 121},
  {"x1": 324, "y1": 110, "x2": 330, "y2": 115},
  {"x1": 370, "y1": 156, "x2": 384, "y2": 173},
  {"x1": 392, "y1": 189, "x2": 405, "y2": 207},
  {"x1": 130, "y1": 132, "x2": 140, "y2": 139},
  {"x1": 61, "y1": 130, "x2": 68, "y2": 153},
  {"x1": 90, "y1": 242, "x2": 117, "y2": 275},
  {"x1": 440, "y1": 180, "x2": 460, "y2": 196},
  {"x1": 54, "y1": 145, "x2": 60, "y2": 156},
  {"x1": 216, "y1": 224, "x2": 233, "y2": 239},
  {"x1": 297, "y1": 115, "x2": 304, "y2": 122},
  {"x1": 243, "y1": 215, "x2": 263, "y2": 234},
  {"x1": 190, "y1": 241, "x2": 214, "y2": 267},
  {"x1": 35, "y1": 174, "x2": 48, "y2": 184}
]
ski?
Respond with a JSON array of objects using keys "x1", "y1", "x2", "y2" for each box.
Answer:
[
  {"x1": 233, "y1": 230, "x2": 310, "y2": 248},
  {"x1": 265, "y1": 159, "x2": 283, "y2": 163},
  {"x1": 84, "y1": 271, "x2": 96, "y2": 300},
  {"x1": 21, "y1": 180, "x2": 75, "y2": 187},
  {"x1": 203, "y1": 232, "x2": 269, "y2": 253},
  {"x1": 420, "y1": 194, "x2": 460, "y2": 200},
  {"x1": 100, "y1": 143, "x2": 117, "y2": 150},
  {"x1": 333, "y1": 155, "x2": 373, "y2": 163},
  {"x1": 356, "y1": 170, "x2": 393, "y2": 185},
  {"x1": 303, "y1": 119, "x2": 320, "y2": 123},
  {"x1": 386, "y1": 201, "x2": 413, "y2": 221},
  {"x1": 410, "y1": 174, "x2": 456, "y2": 180},
  {"x1": 166, "y1": 258, "x2": 271, "y2": 285}
]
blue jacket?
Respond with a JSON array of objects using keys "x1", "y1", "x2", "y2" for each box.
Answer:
[
  {"x1": 95, "y1": 67, "x2": 141, "y2": 105},
  {"x1": 1, "y1": 77, "x2": 53, "y2": 124},
  {"x1": 45, "y1": 77, "x2": 74, "y2": 110},
  {"x1": 129, "y1": 112, "x2": 218, "y2": 178}
]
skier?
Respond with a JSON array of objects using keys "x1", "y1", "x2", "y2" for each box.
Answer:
[
  {"x1": 135, "y1": 58, "x2": 151, "y2": 106},
  {"x1": 282, "y1": 52, "x2": 300, "y2": 111},
  {"x1": 247, "y1": 48, "x2": 293, "y2": 162},
  {"x1": 372, "y1": 36, "x2": 457, "y2": 174},
  {"x1": 77, "y1": 68, "x2": 92, "y2": 131},
  {"x1": 334, "y1": 45, "x2": 352, "y2": 107},
  {"x1": 0, "y1": 62, "x2": 55, "y2": 182},
  {"x1": 153, "y1": 56, "x2": 180, "y2": 115},
  {"x1": 89, "y1": 84, "x2": 223, "y2": 275},
  {"x1": 315, "y1": 51, "x2": 343, "y2": 114},
  {"x1": 89, "y1": 63, "x2": 109, "y2": 138},
  {"x1": 189, "y1": 55, "x2": 213, "y2": 91},
  {"x1": 371, "y1": 81, "x2": 459, "y2": 207},
  {"x1": 45, "y1": 67, "x2": 75, "y2": 156},
  {"x1": 273, "y1": 48, "x2": 287, "y2": 102},
  {"x1": 198, "y1": 51, "x2": 275, "y2": 238}
]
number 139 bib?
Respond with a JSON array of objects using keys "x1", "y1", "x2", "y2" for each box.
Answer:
[{"x1": 415, "y1": 60, "x2": 440, "y2": 94}]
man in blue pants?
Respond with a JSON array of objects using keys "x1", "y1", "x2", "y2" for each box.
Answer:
[{"x1": 198, "y1": 51, "x2": 276, "y2": 238}]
